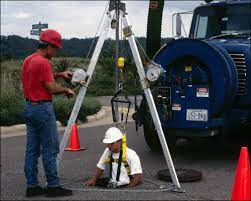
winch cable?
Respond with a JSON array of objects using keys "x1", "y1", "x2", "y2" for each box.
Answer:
[
  {"x1": 120, "y1": 16, "x2": 124, "y2": 57},
  {"x1": 116, "y1": 62, "x2": 129, "y2": 132},
  {"x1": 135, "y1": 37, "x2": 151, "y2": 63},
  {"x1": 112, "y1": 16, "x2": 130, "y2": 132}
]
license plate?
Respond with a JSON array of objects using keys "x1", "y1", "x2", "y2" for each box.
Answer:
[{"x1": 186, "y1": 109, "x2": 208, "y2": 122}]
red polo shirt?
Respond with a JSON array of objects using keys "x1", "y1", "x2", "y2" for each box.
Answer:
[{"x1": 22, "y1": 52, "x2": 54, "y2": 101}]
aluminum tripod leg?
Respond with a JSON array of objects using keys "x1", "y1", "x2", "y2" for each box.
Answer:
[
  {"x1": 122, "y1": 14, "x2": 181, "y2": 190},
  {"x1": 57, "y1": 12, "x2": 112, "y2": 168}
]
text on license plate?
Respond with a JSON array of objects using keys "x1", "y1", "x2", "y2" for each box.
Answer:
[{"x1": 186, "y1": 109, "x2": 208, "y2": 122}]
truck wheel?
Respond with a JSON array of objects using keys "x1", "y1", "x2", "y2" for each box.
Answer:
[
  {"x1": 142, "y1": 100, "x2": 177, "y2": 152},
  {"x1": 143, "y1": 113, "x2": 162, "y2": 152}
]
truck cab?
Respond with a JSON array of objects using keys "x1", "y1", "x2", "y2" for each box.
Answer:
[{"x1": 138, "y1": 0, "x2": 251, "y2": 151}]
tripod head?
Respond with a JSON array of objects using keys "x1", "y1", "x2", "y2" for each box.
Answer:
[{"x1": 109, "y1": 0, "x2": 126, "y2": 12}]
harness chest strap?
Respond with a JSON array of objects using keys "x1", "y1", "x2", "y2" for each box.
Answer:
[
  {"x1": 104, "y1": 152, "x2": 131, "y2": 176},
  {"x1": 104, "y1": 135, "x2": 131, "y2": 176}
]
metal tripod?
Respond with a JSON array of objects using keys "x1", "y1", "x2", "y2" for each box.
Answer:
[{"x1": 57, "y1": 0, "x2": 181, "y2": 191}]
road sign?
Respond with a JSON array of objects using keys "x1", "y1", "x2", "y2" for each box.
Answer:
[
  {"x1": 32, "y1": 23, "x2": 48, "y2": 30},
  {"x1": 30, "y1": 29, "x2": 42, "y2": 36}
]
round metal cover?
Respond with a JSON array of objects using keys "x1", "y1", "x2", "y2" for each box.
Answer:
[{"x1": 158, "y1": 168, "x2": 202, "y2": 182}]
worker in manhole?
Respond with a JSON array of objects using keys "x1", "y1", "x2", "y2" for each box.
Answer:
[{"x1": 83, "y1": 127, "x2": 143, "y2": 188}]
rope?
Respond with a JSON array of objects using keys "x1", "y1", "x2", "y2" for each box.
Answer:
[
  {"x1": 120, "y1": 16, "x2": 125, "y2": 57},
  {"x1": 135, "y1": 37, "x2": 151, "y2": 62},
  {"x1": 82, "y1": 1, "x2": 110, "y2": 68}
]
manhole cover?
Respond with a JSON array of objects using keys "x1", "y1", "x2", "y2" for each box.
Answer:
[{"x1": 158, "y1": 168, "x2": 202, "y2": 182}]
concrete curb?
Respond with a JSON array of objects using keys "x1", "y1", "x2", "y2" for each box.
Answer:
[
  {"x1": 86, "y1": 107, "x2": 107, "y2": 123},
  {"x1": 0, "y1": 106, "x2": 108, "y2": 136}
]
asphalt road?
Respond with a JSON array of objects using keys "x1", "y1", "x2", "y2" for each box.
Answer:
[{"x1": 1, "y1": 122, "x2": 250, "y2": 200}]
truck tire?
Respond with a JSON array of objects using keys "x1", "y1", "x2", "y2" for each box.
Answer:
[{"x1": 141, "y1": 99, "x2": 177, "y2": 152}]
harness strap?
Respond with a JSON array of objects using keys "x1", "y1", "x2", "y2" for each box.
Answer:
[
  {"x1": 109, "y1": 153, "x2": 113, "y2": 179},
  {"x1": 104, "y1": 155, "x2": 131, "y2": 176},
  {"x1": 116, "y1": 150, "x2": 123, "y2": 181}
]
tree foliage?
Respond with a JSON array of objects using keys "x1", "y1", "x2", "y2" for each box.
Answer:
[{"x1": 1, "y1": 35, "x2": 149, "y2": 60}]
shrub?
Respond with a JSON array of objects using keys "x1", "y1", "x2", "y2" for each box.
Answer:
[
  {"x1": 0, "y1": 90, "x2": 24, "y2": 126},
  {"x1": 0, "y1": 92, "x2": 101, "y2": 126},
  {"x1": 53, "y1": 96, "x2": 101, "y2": 126}
]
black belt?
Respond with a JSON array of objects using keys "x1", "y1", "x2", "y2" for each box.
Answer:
[{"x1": 26, "y1": 99, "x2": 52, "y2": 103}]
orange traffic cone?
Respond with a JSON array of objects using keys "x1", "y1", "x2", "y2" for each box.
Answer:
[
  {"x1": 231, "y1": 147, "x2": 250, "y2": 201},
  {"x1": 65, "y1": 123, "x2": 86, "y2": 151}
]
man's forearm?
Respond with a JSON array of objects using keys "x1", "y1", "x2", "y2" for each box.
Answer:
[
  {"x1": 54, "y1": 71, "x2": 72, "y2": 79},
  {"x1": 92, "y1": 168, "x2": 104, "y2": 182},
  {"x1": 45, "y1": 82, "x2": 68, "y2": 95},
  {"x1": 51, "y1": 85, "x2": 68, "y2": 95},
  {"x1": 127, "y1": 174, "x2": 142, "y2": 187},
  {"x1": 54, "y1": 72, "x2": 64, "y2": 78}
]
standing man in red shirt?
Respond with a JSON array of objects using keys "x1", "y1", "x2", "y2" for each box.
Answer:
[{"x1": 22, "y1": 29, "x2": 74, "y2": 197}]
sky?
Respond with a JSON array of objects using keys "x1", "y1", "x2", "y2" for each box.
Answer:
[{"x1": 1, "y1": 1, "x2": 204, "y2": 40}]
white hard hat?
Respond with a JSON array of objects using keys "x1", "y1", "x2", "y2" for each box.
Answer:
[{"x1": 103, "y1": 127, "x2": 123, "y2": 144}]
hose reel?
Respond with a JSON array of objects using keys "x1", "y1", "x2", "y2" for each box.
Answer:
[{"x1": 153, "y1": 38, "x2": 238, "y2": 117}]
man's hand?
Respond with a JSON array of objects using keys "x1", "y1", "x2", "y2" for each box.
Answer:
[
  {"x1": 83, "y1": 168, "x2": 104, "y2": 187},
  {"x1": 55, "y1": 71, "x2": 73, "y2": 79},
  {"x1": 62, "y1": 71, "x2": 73, "y2": 79},
  {"x1": 127, "y1": 173, "x2": 142, "y2": 187},
  {"x1": 45, "y1": 82, "x2": 75, "y2": 98},
  {"x1": 65, "y1": 88, "x2": 75, "y2": 98},
  {"x1": 82, "y1": 178, "x2": 96, "y2": 186}
]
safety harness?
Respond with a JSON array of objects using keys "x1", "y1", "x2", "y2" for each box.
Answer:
[{"x1": 104, "y1": 135, "x2": 131, "y2": 183}]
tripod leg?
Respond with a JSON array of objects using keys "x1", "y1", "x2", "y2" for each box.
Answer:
[
  {"x1": 57, "y1": 12, "x2": 113, "y2": 169},
  {"x1": 122, "y1": 14, "x2": 181, "y2": 190}
]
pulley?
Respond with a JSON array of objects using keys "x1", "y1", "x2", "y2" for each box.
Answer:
[{"x1": 111, "y1": 19, "x2": 118, "y2": 29}]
